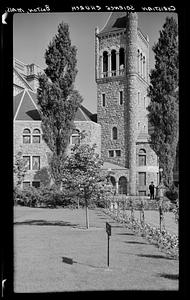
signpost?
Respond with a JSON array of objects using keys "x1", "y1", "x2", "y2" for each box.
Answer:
[{"x1": 106, "y1": 222, "x2": 111, "y2": 267}]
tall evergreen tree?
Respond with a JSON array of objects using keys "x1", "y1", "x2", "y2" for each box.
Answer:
[
  {"x1": 37, "y1": 22, "x2": 83, "y2": 186},
  {"x1": 147, "y1": 17, "x2": 179, "y2": 188}
]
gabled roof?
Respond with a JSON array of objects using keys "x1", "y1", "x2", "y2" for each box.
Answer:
[
  {"x1": 99, "y1": 12, "x2": 127, "y2": 34},
  {"x1": 75, "y1": 105, "x2": 94, "y2": 121},
  {"x1": 14, "y1": 89, "x2": 41, "y2": 121},
  {"x1": 13, "y1": 67, "x2": 33, "y2": 91},
  {"x1": 13, "y1": 90, "x2": 25, "y2": 118},
  {"x1": 14, "y1": 91, "x2": 95, "y2": 123}
]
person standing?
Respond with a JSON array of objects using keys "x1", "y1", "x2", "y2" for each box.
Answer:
[{"x1": 149, "y1": 182, "x2": 155, "y2": 199}]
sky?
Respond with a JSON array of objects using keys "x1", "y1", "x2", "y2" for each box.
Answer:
[{"x1": 13, "y1": 12, "x2": 178, "y2": 113}]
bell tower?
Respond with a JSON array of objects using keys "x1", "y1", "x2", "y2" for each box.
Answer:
[{"x1": 96, "y1": 12, "x2": 158, "y2": 196}]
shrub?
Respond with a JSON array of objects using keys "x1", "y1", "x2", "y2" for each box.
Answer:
[{"x1": 165, "y1": 185, "x2": 178, "y2": 203}]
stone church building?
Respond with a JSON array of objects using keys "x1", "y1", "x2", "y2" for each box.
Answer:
[{"x1": 14, "y1": 12, "x2": 160, "y2": 195}]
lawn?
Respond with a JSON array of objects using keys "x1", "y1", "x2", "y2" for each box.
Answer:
[{"x1": 14, "y1": 206, "x2": 179, "y2": 292}]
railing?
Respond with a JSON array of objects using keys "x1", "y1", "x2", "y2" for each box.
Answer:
[{"x1": 101, "y1": 68, "x2": 125, "y2": 78}]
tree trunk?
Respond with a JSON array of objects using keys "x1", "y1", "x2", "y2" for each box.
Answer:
[{"x1": 85, "y1": 198, "x2": 89, "y2": 229}]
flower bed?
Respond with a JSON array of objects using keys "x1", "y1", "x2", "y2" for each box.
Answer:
[{"x1": 103, "y1": 208, "x2": 179, "y2": 259}]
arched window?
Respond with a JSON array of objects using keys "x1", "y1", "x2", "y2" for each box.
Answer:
[
  {"x1": 140, "y1": 53, "x2": 143, "y2": 76},
  {"x1": 143, "y1": 56, "x2": 146, "y2": 78},
  {"x1": 111, "y1": 49, "x2": 116, "y2": 76},
  {"x1": 137, "y1": 49, "x2": 140, "y2": 74},
  {"x1": 32, "y1": 128, "x2": 41, "y2": 143},
  {"x1": 139, "y1": 149, "x2": 146, "y2": 166},
  {"x1": 71, "y1": 129, "x2": 80, "y2": 145},
  {"x1": 118, "y1": 176, "x2": 127, "y2": 194},
  {"x1": 103, "y1": 51, "x2": 108, "y2": 77},
  {"x1": 112, "y1": 127, "x2": 118, "y2": 140},
  {"x1": 23, "y1": 128, "x2": 31, "y2": 144}
]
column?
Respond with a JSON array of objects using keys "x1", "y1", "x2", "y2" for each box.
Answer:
[
  {"x1": 126, "y1": 12, "x2": 138, "y2": 196},
  {"x1": 100, "y1": 55, "x2": 103, "y2": 78},
  {"x1": 95, "y1": 27, "x2": 99, "y2": 80},
  {"x1": 108, "y1": 53, "x2": 111, "y2": 77},
  {"x1": 116, "y1": 51, "x2": 120, "y2": 76}
]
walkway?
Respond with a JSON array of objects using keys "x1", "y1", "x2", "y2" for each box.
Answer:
[{"x1": 14, "y1": 207, "x2": 179, "y2": 292}]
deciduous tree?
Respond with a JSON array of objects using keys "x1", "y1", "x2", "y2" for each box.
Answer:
[{"x1": 61, "y1": 143, "x2": 111, "y2": 228}]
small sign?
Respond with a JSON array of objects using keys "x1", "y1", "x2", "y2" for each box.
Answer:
[{"x1": 106, "y1": 222, "x2": 111, "y2": 236}]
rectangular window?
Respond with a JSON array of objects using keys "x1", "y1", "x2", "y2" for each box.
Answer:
[
  {"x1": 23, "y1": 136, "x2": 31, "y2": 144},
  {"x1": 32, "y1": 156, "x2": 40, "y2": 170},
  {"x1": 115, "y1": 150, "x2": 121, "y2": 157},
  {"x1": 32, "y1": 181, "x2": 40, "y2": 188},
  {"x1": 139, "y1": 155, "x2": 146, "y2": 166},
  {"x1": 23, "y1": 181, "x2": 30, "y2": 189},
  {"x1": 102, "y1": 94, "x2": 106, "y2": 107},
  {"x1": 139, "y1": 172, "x2": 146, "y2": 186},
  {"x1": 23, "y1": 156, "x2": 30, "y2": 170},
  {"x1": 32, "y1": 136, "x2": 40, "y2": 143},
  {"x1": 119, "y1": 91, "x2": 123, "y2": 105},
  {"x1": 108, "y1": 150, "x2": 114, "y2": 158}
]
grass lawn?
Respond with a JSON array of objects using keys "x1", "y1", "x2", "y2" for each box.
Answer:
[{"x1": 14, "y1": 206, "x2": 179, "y2": 292}]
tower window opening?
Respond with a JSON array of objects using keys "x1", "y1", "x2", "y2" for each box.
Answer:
[
  {"x1": 102, "y1": 93, "x2": 106, "y2": 107},
  {"x1": 111, "y1": 49, "x2": 116, "y2": 76},
  {"x1": 103, "y1": 51, "x2": 108, "y2": 77},
  {"x1": 119, "y1": 48, "x2": 125, "y2": 75},
  {"x1": 119, "y1": 91, "x2": 123, "y2": 105}
]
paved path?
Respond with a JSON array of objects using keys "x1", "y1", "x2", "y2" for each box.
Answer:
[{"x1": 14, "y1": 207, "x2": 179, "y2": 292}]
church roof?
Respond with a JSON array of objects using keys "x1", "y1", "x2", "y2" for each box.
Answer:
[
  {"x1": 13, "y1": 91, "x2": 96, "y2": 123},
  {"x1": 13, "y1": 67, "x2": 33, "y2": 91},
  {"x1": 75, "y1": 105, "x2": 93, "y2": 121},
  {"x1": 99, "y1": 12, "x2": 127, "y2": 34},
  {"x1": 14, "y1": 89, "x2": 41, "y2": 121}
]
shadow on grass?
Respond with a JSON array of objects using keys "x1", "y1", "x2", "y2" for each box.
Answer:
[
  {"x1": 124, "y1": 241, "x2": 148, "y2": 245},
  {"x1": 116, "y1": 232, "x2": 134, "y2": 236},
  {"x1": 14, "y1": 219, "x2": 79, "y2": 227},
  {"x1": 158, "y1": 273, "x2": 179, "y2": 280},
  {"x1": 61, "y1": 257, "x2": 107, "y2": 269},
  {"x1": 137, "y1": 254, "x2": 173, "y2": 260}
]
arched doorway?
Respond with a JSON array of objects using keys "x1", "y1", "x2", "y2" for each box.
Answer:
[{"x1": 118, "y1": 176, "x2": 128, "y2": 195}]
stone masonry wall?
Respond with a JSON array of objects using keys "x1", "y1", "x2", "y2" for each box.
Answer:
[
  {"x1": 97, "y1": 79, "x2": 127, "y2": 166},
  {"x1": 14, "y1": 120, "x2": 52, "y2": 185},
  {"x1": 67, "y1": 121, "x2": 101, "y2": 155}
]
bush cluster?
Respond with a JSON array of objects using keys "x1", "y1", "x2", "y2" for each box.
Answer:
[
  {"x1": 14, "y1": 186, "x2": 73, "y2": 208},
  {"x1": 14, "y1": 185, "x2": 108, "y2": 209}
]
